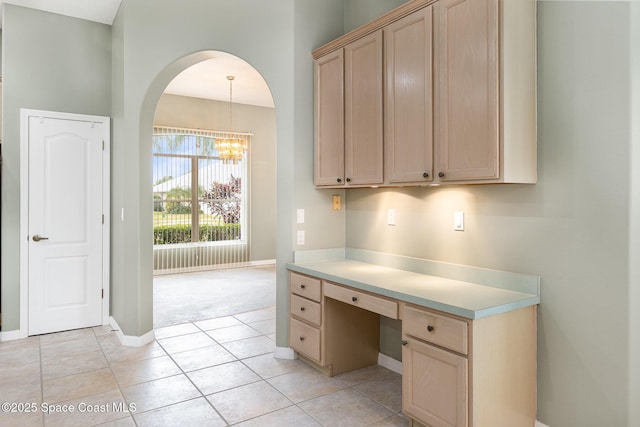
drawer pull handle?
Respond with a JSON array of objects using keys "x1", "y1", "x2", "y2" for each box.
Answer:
[
  {"x1": 299, "y1": 336, "x2": 305, "y2": 341},
  {"x1": 300, "y1": 307, "x2": 306, "y2": 312},
  {"x1": 351, "y1": 296, "x2": 358, "y2": 303},
  {"x1": 300, "y1": 284, "x2": 306, "y2": 289},
  {"x1": 427, "y1": 325, "x2": 435, "y2": 332},
  {"x1": 401, "y1": 340, "x2": 408, "y2": 346}
]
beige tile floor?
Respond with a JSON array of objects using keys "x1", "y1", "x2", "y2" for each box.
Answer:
[{"x1": 0, "y1": 306, "x2": 408, "y2": 426}]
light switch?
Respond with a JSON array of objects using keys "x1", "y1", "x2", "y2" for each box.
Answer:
[
  {"x1": 297, "y1": 209, "x2": 305, "y2": 224},
  {"x1": 454, "y1": 211, "x2": 464, "y2": 231},
  {"x1": 297, "y1": 230, "x2": 305, "y2": 245},
  {"x1": 387, "y1": 209, "x2": 396, "y2": 226}
]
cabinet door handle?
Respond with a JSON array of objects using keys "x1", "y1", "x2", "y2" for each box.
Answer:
[
  {"x1": 300, "y1": 307, "x2": 306, "y2": 312},
  {"x1": 337, "y1": 177, "x2": 342, "y2": 183},
  {"x1": 401, "y1": 340, "x2": 408, "y2": 346},
  {"x1": 300, "y1": 284, "x2": 306, "y2": 289},
  {"x1": 423, "y1": 172, "x2": 429, "y2": 178},
  {"x1": 427, "y1": 325, "x2": 435, "y2": 332},
  {"x1": 351, "y1": 296, "x2": 358, "y2": 302},
  {"x1": 438, "y1": 172, "x2": 445, "y2": 178},
  {"x1": 299, "y1": 336, "x2": 305, "y2": 341},
  {"x1": 346, "y1": 177, "x2": 351, "y2": 183}
]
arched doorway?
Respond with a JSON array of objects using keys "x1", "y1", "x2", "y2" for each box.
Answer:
[{"x1": 149, "y1": 52, "x2": 277, "y2": 327}]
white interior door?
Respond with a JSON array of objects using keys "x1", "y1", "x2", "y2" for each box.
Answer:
[{"x1": 27, "y1": 114, "x2": 106, "y2": 335}]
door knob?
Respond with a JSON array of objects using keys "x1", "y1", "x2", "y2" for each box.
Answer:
[{"x1": 32, "y1": 235, "x2": 49, "y2": 242}]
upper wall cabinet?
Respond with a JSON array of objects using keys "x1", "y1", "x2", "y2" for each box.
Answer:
[
  {"x1": 435, "y1": 0, "x2": 536, "y2": 184},
  {"x1": 312, "y1": 0, "x2": 536, "y2": 188},
  {"x1": 314, "y1": 32, "x2": 384, "y2": 187},
  {"x1": 436, "y1": 0, "x2": 498, "y2": 182},
  {"x1": 385, "y1": 6, "x2": 434, "y2": 185},
  {"x1": 345, "y1": 31, "x2": 384, "y2": 186},
  {"x1": 314, "y1": 50, "x2": 345, "y2": 186}
]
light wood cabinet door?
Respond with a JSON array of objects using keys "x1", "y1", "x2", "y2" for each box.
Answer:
[
  {"x1": 435, "y1": 0, "x2": 499, "y2": 182},
  {"x1": 344, "y1": 30, "x2": 383, "y2": 186},
  {"x1": 314, "y1": 50, "x2": 345, "y2": 186},
  {"x1": 384, "y1": 6, "x2": 434, "y2": 184},
  {"x1": 403, "y1": 336, "x2": 468, "y2": 427}
]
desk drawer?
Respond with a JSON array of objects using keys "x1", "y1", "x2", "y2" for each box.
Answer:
[
  {"x1": 324, "y1": 282, "x2": 398, "y2": 319},
  {"x1": 290, "y1": 294, "x2": 321, "y2": 326},
  {"x1": 403, "y1": 305, "x2": 468, "y2": 355},
  {"x1": 290, "y1": 272, "x2": 322, "y2": 302},
  {"x1": 290, "y1": 317, "x2": 321, "y2": 362}
]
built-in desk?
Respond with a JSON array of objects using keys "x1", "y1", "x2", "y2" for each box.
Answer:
[{"x1": 287, "y1": 249, "x2": 540, "y2": 427}]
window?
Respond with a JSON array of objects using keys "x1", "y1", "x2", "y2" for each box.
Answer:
[{"x1": 152, "y1": 126, "x2": 250, "y2": 247}]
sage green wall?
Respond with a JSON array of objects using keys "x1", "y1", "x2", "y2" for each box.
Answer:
[
  {"x1": 630, "y1": 3, "x2": 640, "y2": 425},
  {"x1": 345, "y1": 2, "x2": 638, "y2": 425},
  {"x1": 0, "y1": 5, "x2": 111, "y2": 332},
  {"x1": 344, "y1": 0, "x2": 408, "y2": 32},
  {"x1": 154, "y1": 94, "x2": 276, "y2": 261},
  {"x1": 293, "y1": 0, "x2": 348, "y2": 257},
  {"x1": 109, "y1": 0, "x2": 348, "y2": 342}
]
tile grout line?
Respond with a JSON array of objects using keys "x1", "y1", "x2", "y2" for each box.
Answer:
[
  {"x1": 38, "y1": 336, "x2": 45, "y2": 427},
  {"x1": 95, "y1": 325, "x2": 159, "y2": 427},
  {"x1": 93, "y1": 326, "x2": 139, "y2": 427},
  {"x1": 16, "y1": 305, "x2": 403, "y2": 427},
  {"x1": 155, "y1": 320, "x2": 234, "y2": 426}
]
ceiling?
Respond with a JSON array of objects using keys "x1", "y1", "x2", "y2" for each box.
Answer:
[
  {"x1": 0, "y1": 0, "x2": 274, "y2": 108},
  {"x1": 163, "y1": 53, "x2": 274, "y2": 108}
]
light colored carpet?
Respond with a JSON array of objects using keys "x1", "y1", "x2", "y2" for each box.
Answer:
[{"x1": 153, "y1": 265, "x2": 276, "y2": 327}]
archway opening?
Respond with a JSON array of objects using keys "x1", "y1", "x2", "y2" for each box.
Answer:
[{"x1": 150, "y1": 51, "x2": 277, "y2": 328}]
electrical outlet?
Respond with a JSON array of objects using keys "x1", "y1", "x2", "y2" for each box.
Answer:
[
  {"x1": 332, "y1": 195, "x2": 341, "y2": 210},
  {"x1": 297, "y1": 230, "x2": 305, "y2": 245},
  {"x1": 297, "y1": 209, "x2": 305, "y2": 224}
]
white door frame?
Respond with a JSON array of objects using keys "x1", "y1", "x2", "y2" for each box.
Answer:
[{"x1": 19, "y1": 108, "x2": 111, "y2": 338}]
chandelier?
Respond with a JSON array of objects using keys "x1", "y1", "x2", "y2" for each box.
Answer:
[{"x1": 215, "y1": 75, "x2": 247, "y2": 164}]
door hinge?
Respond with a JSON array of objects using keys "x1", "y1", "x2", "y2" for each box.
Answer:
[
  {"x1": 102, "y1": 140, "x2": 105, "y2": 150},
  {"x1": 102, "y1": 289, "x2": 104, "y2": 299},
  {"x1": 102, "y1": 214, "x2": 105, "y2": 224}
]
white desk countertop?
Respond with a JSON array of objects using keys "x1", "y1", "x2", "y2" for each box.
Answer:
[{"x1": 287, "y1": 250, "x2": 540, "y2": 319}]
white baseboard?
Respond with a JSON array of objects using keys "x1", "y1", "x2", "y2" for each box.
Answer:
[
  {"x1": 109, "y1": 317, "x2": 155, "y2": 347},
  {"x1": 153, "y1": 259, "x2": 276, "y2": 276},
  {"x1": 378, "y1": 352, "x2": 402, "y2": 374},
  {"x1": 536, "y1": 422, "x2": 550, "y2": 427},
  {"x1": 274, "y1": 346, "x2": 297, "y2": 360},
  {"x1": 0, "y1": 329, "x2": 24, "y2": 342}
]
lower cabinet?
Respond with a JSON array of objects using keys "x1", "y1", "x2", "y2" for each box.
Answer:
[
  {"x1": 402, "y1": 303, "x2": 537, "y2": 427},
  {"x1": 288, "y1": 272, "x2": 395, "y2": 376},
  {"x1": 402, "y1": 304, "x2": 469, "y2": 427},
  {"x1": 289, "y1": 272, "x2": 323, "y2": 364},
  {"x1": 288, "y1": 270, "x2": 537, "y2": 427},
  {"x1": 403, "y1": 337, "x2": 468, "y2": 427}
]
